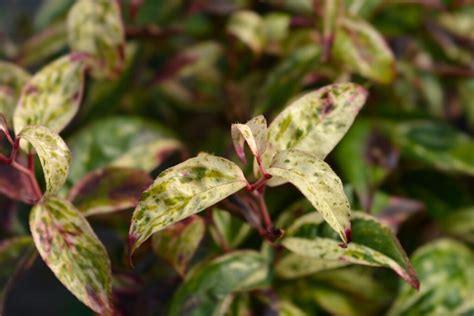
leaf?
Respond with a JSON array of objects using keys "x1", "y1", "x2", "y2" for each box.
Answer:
[
  {"x1": 389, "y1": 239, "x2": 474, "y2": 316},
  {"x1": 169, "y1": 250, "x2": 270, "y2": 316},
  {"x1": 260, "y1": 82, "x2": 368, "y2": 185},
  {"x1": 18, "y1": 125, "x2": 71, "y2": 195},
  {"x1": 267, "y1": 149, "x2": 352, "y2": 244},
  {"x1": 151, "y1": 215, "x2": 205, "y2": 276},
  {"x1": 0, "y1": 236, "x2": 36, "y2": 314},
  {"x1": 29, "y1": 196, "x2": 112, "y2": 314},
  {"x1": 231, "y1": 115, "x2": 267, "y2": 163},
  {"x1": 442, "y1": 207, "x2": 474, "y2": 244},
  {"x1": 210, "y1": 208, "x2": 252, "y2": 249},
  {"x1": 321, "y1": 0, "x2": 342, "y2": 60},
  {"x1": 0, "y1": 88, "x2": 16, "y2": 127},
  {"x1": 0, "y1": 164, "x2": 39, "y2": 204},
  {"x1": 386, "y1": 120, "x2": 474, "y2": 175},
  {"x1": 67, "y1": 116, "x2": 182, "y2": 184},
  {"x1": 438, "y1": 11, "x2": 474, "y2": 41},
  {"x1": 227, "y1": 11, "x2": 264, "y2": 53},
  {"x1": 68, "y1": 167, "x2": 153, "y2": 216},
  {"x1": 282, "y1": 211, "x2": 419, "y2": 289},
  {"x1": 276, "y1": 253, "x2": 347, "y2": 279},
  {"x1": 13, "y1": 54, "x2": 87, "y2": 135},
  {"x1": 67, "y1": 0, "x2": 126, "y2": 79},
  {"x1": 333, "y1": 17, "x2": 395, "y2": 84},
  {"x1": 0, "y1": 62, "x2": 30, "y2": 125},
  {"x1": 129, "y1": 153, "x2": 247, "y2": 255}
]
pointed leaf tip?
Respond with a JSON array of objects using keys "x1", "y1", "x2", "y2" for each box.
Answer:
[{"x1": 127, "y1": 233, "x2": 137, "y2": 268}]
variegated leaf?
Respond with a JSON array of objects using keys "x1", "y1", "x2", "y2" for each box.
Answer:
[
  {"x1": 276, "y1": 253, "x2": 346, "y2": 279},
  {"x1": 322, "y1": 0, "x2": 342, "y2": 60},
  {"x1": 227, "y1": 11, "x2": 264, "y2": 53},
  {"x1": 18, "y1": 125, "x2": 71, "y2": 195},
  {"x1": 68, "y1": 0, "x2": 125, "y2": 79},
  {"x1": 151, "y1": 215, "x2": 205, "y2": 276},
  {"x1": 282, "y1": 212, "x2": 419, "y2": 289},
  {"x1": 389, "y1": 239, "x2": 474, "y2": 316},
  {"x1": 29, "y1": 196, "x2": 112, "y2": 315},
  {"x1": 0, "y1": 62, "x2": 30, "y2": 125},
  {"x1": 267, "y1": 149, "x2": 351, "y2": 244},
  {"x1": 0, "y1": 236, "x2": 36, "y2": 314},
  {"x1": 231, "y1": 115, "x2": 267, "y2": 163},
  {"x1": 13, "y1": 54, "x2": 87, "y2": 134},
  {"x1": 169, "y1": 251, "x2": 270, "y2": 316},
  {"x1": 333, "y1": 17, "x2": 395, "y2": 84},
  {"x1": 129, "y1": 153, "x2": 247, "y2": 255},
  {"x1": 68, "y1": 167, "x2": 153, "y2": 216},
  {"x1": 67, "y1": 116, "x2": 182, "y2": 184},
  {"x1": 210, "y1": 208, "x2": 252, "y2": 249},
  {"x1": 260, "y1": 83, "x2": 367, "y2": 185}
]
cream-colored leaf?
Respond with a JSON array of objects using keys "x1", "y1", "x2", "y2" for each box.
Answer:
[
  {"x1": 18, "y1": 125, "x2": 71, "y2": 195},
  {"x1": 231, "y1": 115, "x2": 268, "y2": 163},
  {"x1": 68, "y1": 0, "x2": 125, "y2": 79},
  {"x1": 129, "y1": 153, "x2": 247, "y2": 254},
  {"x1": 260, "y1": 83, "x2": 367, "y2": 185},
  {"x1": 29, "y1": 196, "x2": 112, "y2": 314},
  {"x1": 0, "y1": 62, "x2": 30, "y2": 125},
  {"x1": 13, "y1": 54, "x2": 87, "y2": 135},
  {"x1": 267, "y1": 149, "x2": 351, "y2": 244},
  {"x1": 227, "y1": 11, "x2": 264, "y2": 53}
]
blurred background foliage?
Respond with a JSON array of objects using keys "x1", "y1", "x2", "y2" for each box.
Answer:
[{"x1": 0, "y1": 0, "x2": 473, "y2": 315}]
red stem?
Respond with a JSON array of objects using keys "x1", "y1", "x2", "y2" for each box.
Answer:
[
  {"x1": 253, "y1": 188, "x2": 272, "y2": 230},
  {"x1": 11, "y1": 160, "x2": 42, "y2": 201}
]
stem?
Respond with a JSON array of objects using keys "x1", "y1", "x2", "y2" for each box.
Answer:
[
  {"x1": 10, "y1": 138, "x2": 19, "y2": 162},
  {"x1": 246, "y1": 174, "x2": 271, "y2": 192},
  {"x1": 12, "y1": 161, "x2": 42, "y2": 201},
  {"x1": 253, "y1": 189, "x2": 272, "y2": 229},
  {"x1": 27, "y1": 153, "x2": 35, "y2": 172}
]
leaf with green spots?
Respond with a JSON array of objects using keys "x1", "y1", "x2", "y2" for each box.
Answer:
[
  {"x1": 152, "y1": 215, "x2": 205, "y2": 276},
  {"x1": 227, "y1": 11, "x2": 264, "y2": 54},
  {"x1": 282, "y1": 211, "x2": 419, "y2": 289},
  {"x1": 18, "y1": 125, "x2": 71, "y2": 195},
  {"x1": 29, "y1": 196, "x2": 112, "y2": 315},
  {"x1": 333, "y1": 17, "x2": 395, "y2": 84},
  {"x1": 389, "y1": 239, "x2": 474, "y2": 316},
  {"x1": 267, "y1": 149, "x2": 352, "y2": 244},
  {"x1": 129, "y1": 153, "x2": 247, "y2": 255},
  {"x1": 210, "y1": 208, "x2": 252, "y2": 249},
  {"x1": 260, "y1": 83, "x2": 368, "y2": 185},
  {"x1": 68, "y1": 167, "x2": 153, "y2": 216},
  {"x1": 0, "y1": 62, "x2": 30, "y2": 125},
  {"x1": 276, "y1": 253, "x2": 347, "y2": 279},
  {"x1": 386, "y1": 120, "x2": 474, "y2": 175},
  {"x1": 66, "y1": 116, "x2": 182, "y2": 184},
  {"x1": 13, "y1": 54, "x2": 87, "y2": 134},
  {"x1": 67, "y1": 0, "x2": 125, "y2": 79},
  {"x1": 231, "y1": 115, "x2": 267, "y2": 163},
  {"x1": 169, "y1": 250, "x2": 270, "y2": 316},
  {"x1": 0, "y1": 236, "x2": 36, "y2": 314}
]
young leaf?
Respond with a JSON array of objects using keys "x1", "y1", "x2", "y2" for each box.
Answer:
[
  {"x1": 169, "y1": 251, "x2": 270, "y2": 316},
  {"x1": 231, "y1": 115, "x2": 267, "y2": 163},
  {"x1": 67, "y1": 116, "x2": 182, "y2": 184},
  {"x1": 68, "y1": 167, "x2": 153, "y2": 216},
  {"x1": 29, "y1": 196, "x2": 112, "y2": 315},
  {"x1": 129, "y1": 153, "x2": 247, "y2": 255},
  {"x1": 332, "y1": 17, "x2": 395, "y2": 84},
  {"x1": 267, "y1": 149, "x2": 351, "y2": 244},
  {"x1": 0, "y1": 236, "x2": 35, "y2": 314},
  {"x1": 13, "y1": 54, "x2": 87, "y2": 135},
  {"x1": 389, "y1": 239, "x2": 474, "y2": 316},
  {"x1": 151, "y1": 215, "x2": 205, "y2": 276},
  {"x1": 282, "y1": 212, "x2": 419, "y2": 289},
  {"x1": 18, "y1": 125, "x2": 71, "y2": 195},
  {"x1": 67, "y1": 0, "x2": 125, "y2": 79},
  {"x1": 0, "y1": 62, "x2": 30, "y2": 125},
  {"x1": 260, "y1": 83, "x2": 368, "y2": 185}
]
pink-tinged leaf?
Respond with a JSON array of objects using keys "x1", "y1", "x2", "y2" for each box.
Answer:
[
  {"x1": 0, "y1": 164, "x2": 38, "y2": 204},
  {"x1": 29, "y1": 196, "x2": 112, "y2": 314},
  {"x1": 68, "y1": 167, "x2": 153, "y2": 216},
  {"x1": 231, "y1": 115, "x2": 268, "y2": 163}
]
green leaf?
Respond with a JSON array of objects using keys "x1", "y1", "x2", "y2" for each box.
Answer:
[
  {"x1": 67, "y1": 116, "x2": 182, "y2": 184},
  {"x1": 169, "y1": 250, "x2": 270, "y2": 316},
  {"x1": 333, "y1": 17, "x2": 395, "y2": 83},
  {"x1": 267, "y1": 149, "x2": 352, "y2": 244},
  {"x1": 210, "y1": 208, "x2": 252, "y2": 249},
  {"x1": 67, "y1": 0, "x2": 125, "y2": 79},
  {"x1": 129, "y1": 153, "x2": 247, "y2": 254},
  {"x1": 0, "y1": 236, "x2": 35, "y2": 314},
  {"x1": 151, "y1": 215, "x2": 205, "y2": 276},
  {"x1": 231, "y1": 115, "x2": 267, "y2": 163},
  {"x1": 442, "y1": 207, "x2": 474, "y2": 244},
  {"x1": 282, "y1": 212, "x2": 419, "y2": 288},
  {"x1": 260, "y1": 82, "x2": 368, "y2": 185},
  {"x1": 389, "y1": 239, "x2": 474, "y2": 316},
  {"x1": 18, "y1": 125, "x2": 71, "y2": 195},
  {"x1": 276, "y1": 253, "x2": 346, "y2": 279},
  {"x1": 29, "y1": 196, "x2": 112, "y2": 314},
  {"x1": 386, "y1": 120, "x2": 474, "y2": 175},
  {"x1": 0, "y1": 61, "x2": 30, "y2": 125},
  {"x1": 227, "y1": 11, "x2": 264, "y2": 53},
  {"x1": 13, "y1": 54, "x2": 87, "y2": 134},
  {"x1": 68, "y1": 167, "x2": 153, "y2": 216}
]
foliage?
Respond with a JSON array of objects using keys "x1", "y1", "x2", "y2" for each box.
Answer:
[{"x1": 0, "y1": 0, "x2": 473, "y2": 315}]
